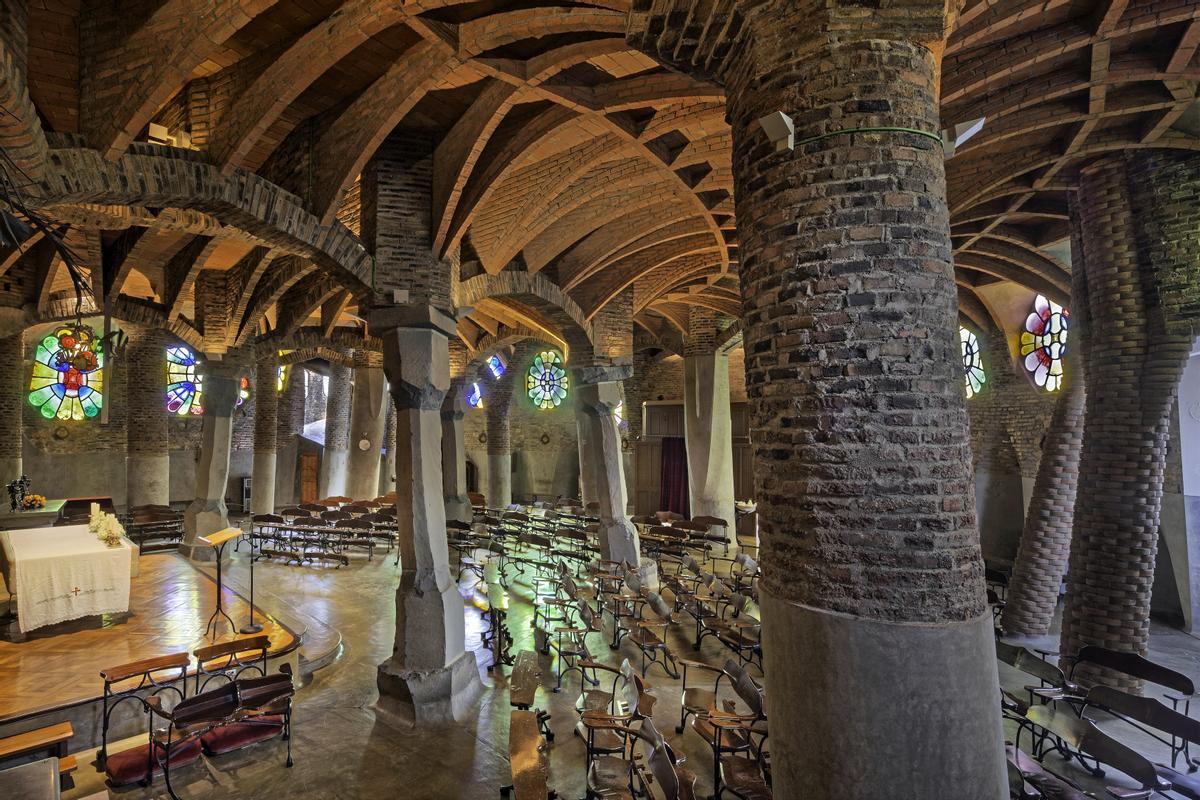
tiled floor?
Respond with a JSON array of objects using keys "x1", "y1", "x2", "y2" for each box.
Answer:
[
  {"x1": 40, "y1": 546, "x2": 1200, "y2": 799},
  {"x1": 0, "y1": 554, "x2": 298, "y2": 722}
]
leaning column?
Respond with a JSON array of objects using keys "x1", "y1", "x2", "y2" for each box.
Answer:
[
  {"x1": 574, "y1": 365, "x2": 640, "y2": 565},
  {"x1": 372, "y1": 304, "x2": 482, "y2": 723},
  {"x1": 441, "y1": 379, "x2": 471, "y2": 522},
  {"x1": 345, "y1": 350, "x2": 387, "y2": 501},
  {"x1": 125, "y1": 327, "x2": 170, "y2": 507},
  {"x1": 179, "y1": 362, "x2": 240, "y2": 560},
  {"x1": 1059, "y1": 153, "x2": 1200, "y2": 688},
  {"x1": 250, "y1": 355, "x2": 278, "y2": 515},
  {"x1": 319, "y1": 361, "x2": 352, "y2": 498},
  {"x1": 629, "y1": 2, "x2": 1007, "y2": 795},
  {"x1": 682, "y1": 307, "x2": 736, "y2": 528}
]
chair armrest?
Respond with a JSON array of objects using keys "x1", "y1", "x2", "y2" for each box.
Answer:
[
  {"x1": 1164, "y1": 691, "x2": 1191, "y2": 703},
  {"x1": 676, "y1": 657, "x2": 720, "y2": 671},
  {"x1": 555, "y1": 627, "x2": 586, "y2": 635},
  {"x1": 578, "y1": 660, "x2": 621, "y2": 675},
  {"x1": 1106, "y1": 789, "x2": 1151, "y2": 800}
]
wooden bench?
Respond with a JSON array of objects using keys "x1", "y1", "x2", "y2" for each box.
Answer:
[
  {"x1": 0, "y1": 721, "x2": 76, "y2": 788},
  {"x1": 501, "y1": 710, "x2": 555, "y2": 799},
  {"x1": 193, "y1": 634, "x2": 270, "y2": 693},
  {"x1": 99, "y1": 651, "x2": 190, "y2": 764},
  {"x1": 510, "y1": 650, "x2": 552, "y2": 742}
]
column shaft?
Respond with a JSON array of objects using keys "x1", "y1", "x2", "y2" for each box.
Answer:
[
  {"x1": 683, "y1": 351, "x2": 735, "y2": 528},
  {"x1": 485, "y1": 406, "x2": 511, "y2": 509},
  {"x1": 575, "y1": 371, "x2": 641, "y2": 566},
  {"x1": 441, "y1": 382, "x2": 470, "y2": 522},
  {"x1": 345, "y1": 359, "x2": 387, "y2": 501},
  {"x1": 320, "y1": 362, "x2": 351, "y2": 498},
  {"x1": 0, "y1": 331, "x2": 21, "y2": 483},
  {"x1": 251, "y1": 357, "x2": 277, "y2": 515},
  {"x1": 1060, "y1": 155, "x2": 1194, "y2": 688},
  {"x1": 722, "y1": 5, "x2": 1005, "y2": 794},
  {"x1": 180, "y1": 364, "x2": 239, "y2": 560},
  {"x1": 125, "y1": 328, "x2": 169, "y2": 507}
]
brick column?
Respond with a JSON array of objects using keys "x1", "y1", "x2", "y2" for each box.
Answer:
[
  {"x1": 0, "y1": 331, "x2": 24, "y2": 482},
  {"x1": 124, "y1": 327, "x2": 170, "y2": 507},
  {"x1": 345, "y1": 350, "x2": 386, "y2": 501},
  {"x1": 1059, "y1": 154, "x2": 1197, "y2": 688},
  {"x1": 484, "y1": 367, "x2": 514, "y2": 509},
  {"x1": 275, "y1": 364, "x2": 305, "y2": 507},
  {"x1": 371, "y1": 305, "x2": 481, "y2": 724},
  {"x1": 319, "y1": 361, "x2": 351, "y2": 498},
  {"x1": 632, "y1": 2, "x2": 1007, "y2": 794},
  {"x1": 1000, "y1": 204, "x2": 1089, "y2": 635},
  {"x1": 683, "y1": 307, "x2": 735, "y2": 529},
  {"x1": 251, "y1": 356, "x2": 277, "y2": 515},
  {"x1": 180, "y1": 361, "x2": 240, "y2": 561}
]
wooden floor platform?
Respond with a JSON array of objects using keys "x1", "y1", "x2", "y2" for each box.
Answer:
[{"x1": 0, "y1": 552, "x2": 300, "y2": 723}]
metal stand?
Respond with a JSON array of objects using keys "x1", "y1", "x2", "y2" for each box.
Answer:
[
  {"x1": 240, "y1": 528, "x2": 263, "y2": 634},
  {"x1": 203, "y1": 538, "x2": 236, "y2": 639}
]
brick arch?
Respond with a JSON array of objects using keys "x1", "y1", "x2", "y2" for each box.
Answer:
[
  {"x1": 278, "y1": 346, "x2": 354, "y2": 367},
  {"x1": 258, "y1": 326, "x2": 381, "y2": 358},
  {"x1": 31, "y1": 146, "x2": 371, "y2": 294},
  {"x1": 466, "y1": 330, "x2": 557, "y2": 378},
  {"x1": 456, "y1": 272, "x2": 594, "y2": 363}
]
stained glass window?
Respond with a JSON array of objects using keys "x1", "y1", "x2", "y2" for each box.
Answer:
[
  {"x1": 526, "y1": 350, "x2": 568, "y2": 410},
  {"x1": 467, "y1": 382, "x2": 482, "y2": 408},
  {"x1": 614, "y1": 401, "x2": 627, "y2": 428},
  {"x1": 487, "y1": 355, "x2": 505, "y2": 378},
  {"x1": 28, "y1": 324, "x2": 104, "y2": 420},
  {"x1": 237, "y1": 376, "x2": 250, "y2": 408},
  {"x1": 165, "y1": 345, "x2": 203, "y2": 416},
  {"x1": 276, "y1": 365, "x2": 288, "y2": 392},
  {"x1": 1020, "y1": 294, "x2": 1069, "y2": 392},
  {"x1": 960, "y1": 327, "x2": 986, "y2": 399}
]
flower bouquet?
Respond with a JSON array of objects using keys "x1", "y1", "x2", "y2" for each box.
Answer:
[
  {"x1": 88, "y1": 506, "x2": 125, "y2": 548},
  {"x1": 21, "y1": 493, "x2": 46, "y2": 510}
]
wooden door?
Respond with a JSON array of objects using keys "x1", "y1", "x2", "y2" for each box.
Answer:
[{"x1": 300, "y1": 453, "x2": 319, "y2": 504}]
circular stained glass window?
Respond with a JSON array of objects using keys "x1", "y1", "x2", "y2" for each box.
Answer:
[
  {"x1": 1020, "y1": 294, "x2": 1069, "y2": 392},
  {"x1": 526, "y1": 351, "x2": 568, "y2": 410},
  {"x1": 960, "y1": 327, "x2": 985, "y2": 399}
]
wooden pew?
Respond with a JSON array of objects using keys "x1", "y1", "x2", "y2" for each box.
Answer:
[
  {"x1": 0, "y1": 721, "x2": 76, "y2": 788},
  {"x1": 509, "y1": 649, "x2": 553, "y2": 742},
  {"x1": 502, "y1": 710, "x2": 555, "y2": 799}
]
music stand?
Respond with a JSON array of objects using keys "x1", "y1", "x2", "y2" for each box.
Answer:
[{"x1": 199, "y1": 527, "x2": 242, "y2": 639}]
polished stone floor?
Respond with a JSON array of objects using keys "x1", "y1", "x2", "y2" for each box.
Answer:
[{"x1": 53, "y1": 547, "x2": 1200, "y2": 799}]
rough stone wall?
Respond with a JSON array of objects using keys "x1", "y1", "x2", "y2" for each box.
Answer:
[
  {"x1": 0, "y1": 331, "x2": 24, "y2": 466},
  {"x1": 276, "y1": 364, "x2": 306, "y2": 441},
  {"x1": 1130, "y1": 151, "x2": 1200, "y2": 332},
  {"x1": 324, "y1": 362, "x2": 351, "y2": 450},
  {"x1": 253, "y1": 357, "x2": 277, "y2": 454},
  {"x1": 126, "y1": 325, "x2": 170, "y2": 458},
  {"x1": 304, "y1": 369, "x2": 326, "y2": 425}
]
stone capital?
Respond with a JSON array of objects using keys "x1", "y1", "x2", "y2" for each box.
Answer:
[
  {"x1": 441, "y1": 389, "x2": 467, "y2": 421},
  {"x1": 572, "y1": 361, "x2": 632, "y2": 387},
  {"x1": 367, "y1": 303, "x2": 457, "y2": 339},
  {"x1": 380, "y1": 324, "x2": 450, "y2": 411}
]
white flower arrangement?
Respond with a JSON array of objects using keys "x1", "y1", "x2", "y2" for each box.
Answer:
[{"x1": 88, "y1": 506, "x2": 125, "y2": 548}]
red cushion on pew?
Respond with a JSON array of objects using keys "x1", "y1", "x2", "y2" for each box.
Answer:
[
  {"x1": 105, "y1": 739, "x2": 202, "y2": 786},
  {"x1": 200, "y1": 715, "x2": 285, "y2": 755}
]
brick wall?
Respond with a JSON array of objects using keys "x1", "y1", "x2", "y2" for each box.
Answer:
[{"x1": 0, "y1": 331, "x2": 23, "y2": 463}]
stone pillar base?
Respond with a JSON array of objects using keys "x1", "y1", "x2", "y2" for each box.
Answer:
[
  {"x1": 127, "y1": 453, "x2": 170, "y2": 508},
  {"x1": 598, "y1": 516, "x2": 639, "y2": 565},
  {"x1": 181, "y1": 502, "x2": 230, "y2": 562},
  {"x1": 760, "y1": 589, "x2": 1007, "y2": 799},
  {"x1": 375, "y1": 650, "x2": 483, "y2": 727}
]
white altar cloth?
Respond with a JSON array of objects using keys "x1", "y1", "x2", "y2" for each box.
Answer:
[{"x1": 0, "y1": 524, "x2": 132, "y2": 632}]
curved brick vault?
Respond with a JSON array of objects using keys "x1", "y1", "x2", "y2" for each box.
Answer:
[{"x1": 0, "y1": 1, "x2": 1192, "y2": 352}]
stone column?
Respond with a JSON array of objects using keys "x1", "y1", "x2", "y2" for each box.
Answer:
[
  {"x1": 123, "y1": 328, "x2": 170, "y2": 507},
  {"x1": 0, "y1": 331, "x2": 22, "y2": 482},
  {"x1": 628, "y1": 3, "x2": 1007, "y2": 795},
  {"x1": 345, "y1": 351, "x2": 387, "y2": 501},
  {"x1": 575, "y1": 404, "x2": 599, "y2": 505},
  {"x1": 574, "y1": 366, "x2": 640, "y2": 565},
  {"x1": 1000, "y1": 204, "x2": 1089, "y2": 635},
  {"x1": 485, "y1": 399, "x2": 512, "y2": 509},
  {"x1": 442, "y1": 379, "x2": 471, "y2": 522},
  {"x1": 380, "y1": 399, "x2": 397, "y2": 497},
  {"x1": 274, "y1": 365, "x2": 305, "y2": 507},
  {"x1": 319, "y1": 362, "x2": 352, "y2": 498},
  {"x1": 683, "y1": 350, "x2": 736, "y2": 528},
  {"x1": 372, "y1": 305, "x2": 481, "y2": 724},
  {"x1": 1060, "y1": 153, "x2": 1199, "y2": 688},
  {"x1": 180, "y1": 361, "x2": 239, "y2": 560},
  {"x1": 251, "y1": 356, "x2": 277, "y2": 515}
]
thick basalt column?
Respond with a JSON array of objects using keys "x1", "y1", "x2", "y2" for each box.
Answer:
[
  {"x1": 485, "y1": 386, "x2": 513, "y2": 509},
  {"x1": 629, "y1": 3, "x2": 1007, "y2": 795},
  {"x1": 345, "y1": 351, "x2": 387, "y2": 501},
  {"x1": 0, "y1": 331, "x2": 22, "y2": 482},
  {"x1": 1060, "y1": 154, "x2": 1198, "y2": 688},
  {"x1": 381, "y1": 400, "x2": 397, "y2": 497},
  {"x1": 574, "y1": 366, "x2": 640, "y2": 565},
  {"x1": 251, "y1": 356, "x2": 278, "y2": 515},
  {"x1": 180, "y1": 362, "x2": 240, "y2": 560},
  {"x1": 371, "y1": 305, "x2": 481, "y2": 724},
  {"x1": 683, "y1": 308, "x2": 736, "y2": 528},
  {"x1": 124, "y1": 328, "x2": 170, "y2": 507},
  {"x1": 319, "y1": 362, "x2": 352, "y2": 498},
  {"x1": 442, "y1": 379, "x2": 471, "y2": 522},
  {"x1": 575, "y1": 403, "x2": 599, "y2": 506},
  {"x1": 1000, "y1": 205, "x2": 1089, "y2": 635}
]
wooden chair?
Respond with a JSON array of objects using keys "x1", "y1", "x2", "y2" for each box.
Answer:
[
  {"x1": 333, "y1": 517, "x2": 376, "y2": 560},
  {"x1": 701, "y1": 592, "x2": 762, "y2": 669},
  {"x1": 1007, "y1": 742, "x2": 1091, "y2": 800},
  {"x1": 192, "y1": 635, "x2": 270, "y2": 694},
  {"x1": 692, "y1": 668, "x2": 769, "y2": 799},
  {"x1": 675, "y1": 657, "x2": 744, "y2": 734},
  {"x1": 1082, "y1": 685, "x2": 1200, "y2": 796},
  {"x1": 577, "y1": 659, "x2": 656, "y2": 777},
  {"x1": 585, "y1": 716, "x2": 697, "y2": 800},
  {"x1": 628, "y1": 591, "x2": 684, "y2": 678}
]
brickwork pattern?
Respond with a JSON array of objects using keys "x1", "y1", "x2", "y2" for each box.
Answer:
[
  {"x1": 0, "y1": 331, "x2": 23, "y2": 462},
  {"x1": 252, "y1": 356, "x2": 277, "y2": 455},
  {"x1": 305, "y1": 369, "x2": 326, "y2": 426},
  {"x1": 1001, "y1": 202, "x2": 1090, "y2": 636},
  {"x1": 125, "y1": 325, "x2": 170, "y2": 457},
  {"x1": 1060, "y1": 155, "x2": 1196, "y2": 690},
  {"x1": 722, "y1": 6, "x2": 984, "y2": 623},
  {"x1": 324, "y1": 363, "x2": 352, "y2": 452},
  {"x1": 276, "y1": 364, "x2": 306, "y2": 444}
]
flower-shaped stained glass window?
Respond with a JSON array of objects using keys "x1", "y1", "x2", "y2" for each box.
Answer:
[
  {"x1": 467, "y1": 382, "x2": 482, "y2": 408},
  {"x1": 487, "y1": 355, "x2": 505, "y2": 378},
  {"x1": 960, "y1": 327, "x2": 986, "y2": 399},
  {"x1": 236, "y1": 376, "x2": 250, "y2": 408},
  {"x1": 1020, "y1": 294, "x2": 1069, "y2": 392},
  {"x1": 166, "y1": 345, "x2": 203, "y2": 415},
  {"x1": 526, "y1": 351, "x2": 568, "y2": 410},
  {"x1": 28, "y1": 324, "x2": 104, "y2": 420}
]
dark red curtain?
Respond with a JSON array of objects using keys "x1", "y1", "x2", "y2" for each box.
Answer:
[{"x1": 659, "y1": 437, "x2": 689, "y2": 515}]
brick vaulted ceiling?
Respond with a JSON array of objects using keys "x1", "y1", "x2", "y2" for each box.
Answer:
[{"x1": 5, "y1": 0, "x2": 1200, "y2": 351}]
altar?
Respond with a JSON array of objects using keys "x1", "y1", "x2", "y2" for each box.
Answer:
[{"x1": 0, "y1": 525, "x2": 133, "y2": 633}]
